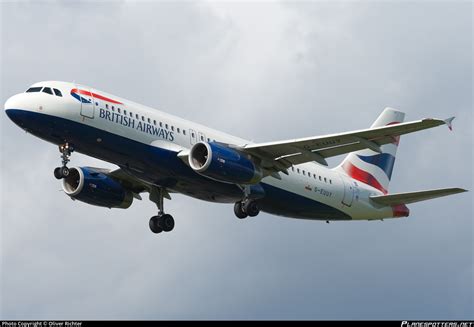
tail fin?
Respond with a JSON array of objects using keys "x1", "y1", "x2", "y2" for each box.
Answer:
[{"x1": 336, "y1": 107, "x2": 405, "y2": 194}]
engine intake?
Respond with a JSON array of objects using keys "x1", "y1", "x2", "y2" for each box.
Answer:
[
  {"x1": 62, "y1": 167, "x2": 133, "y2": 209},
  {"x1": 189, "y1": 142, "x2": 262, "y2": 184}
]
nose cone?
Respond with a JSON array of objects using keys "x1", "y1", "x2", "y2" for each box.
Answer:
[
  {"x1": 4, "y1": 93, "x2": 23, "y2": 110},
  {"x1": 5, "y1": 93, "x2": 29, "y2": 126}
]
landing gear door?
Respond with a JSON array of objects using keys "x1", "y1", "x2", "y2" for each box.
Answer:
[{"x1": 77, "y1": 86, "x2": 94, "y2": 119}]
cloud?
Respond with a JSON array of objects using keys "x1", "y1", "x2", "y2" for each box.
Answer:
[{"x1": 1, "y1": 1, "x2": 472, "y2": 320}]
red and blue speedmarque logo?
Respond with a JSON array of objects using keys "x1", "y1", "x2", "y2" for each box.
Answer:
[{"x1": 71, "y1": 88, "x2": 123, "y2": 105}]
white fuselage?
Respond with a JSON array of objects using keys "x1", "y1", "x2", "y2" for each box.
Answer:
[{"x1": 5, "y1": 81, "x2": 397, "y2": 221}]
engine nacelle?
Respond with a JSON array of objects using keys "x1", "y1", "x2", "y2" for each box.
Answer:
[
  {"x1": 189, "y1": 142, "x2": 262, "y2": 184},
  {"x1": 62, "y1": 167, "x2": 133, "y2": 209}
]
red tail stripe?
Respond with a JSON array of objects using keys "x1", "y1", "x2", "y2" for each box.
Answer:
[
  {"x1": 342, "y1": 162, "x2": 388, "y2": 194},
  {"x1": 71, "y1": 88, "x2": 123, "y2": 105}
]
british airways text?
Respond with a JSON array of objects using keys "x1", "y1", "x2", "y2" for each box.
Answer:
[{"x1": 99, "y1": 108, "x2": 174, "y2": 141}]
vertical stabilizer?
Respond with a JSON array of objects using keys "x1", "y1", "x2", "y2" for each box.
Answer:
[{"x1": 335, "y1": 107, "x2": 405, "y2": 194}]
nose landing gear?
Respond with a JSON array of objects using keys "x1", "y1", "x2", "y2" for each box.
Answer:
[{"x1": 54, "y1": 143, "x2": 74, "y2": 179}]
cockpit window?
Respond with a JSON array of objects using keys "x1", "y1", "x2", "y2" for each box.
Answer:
[
  {"x1": 53, "y1": 88, "x2": 62, "y2": 97},
  {"x1": 26, "y1": 87, "x2": 42, "y2": 93},
  {"x1": 42, "y1": 87, "x2": 53, "y2": 95}
]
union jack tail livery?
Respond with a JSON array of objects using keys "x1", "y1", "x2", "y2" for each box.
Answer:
[{"x1": 337, "y1": 108, "x2": 405, "y2": 194}]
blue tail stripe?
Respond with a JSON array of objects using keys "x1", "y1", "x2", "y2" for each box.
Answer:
[{"x1": 357, "y1": 153, "x2": 396, "y2": 179}]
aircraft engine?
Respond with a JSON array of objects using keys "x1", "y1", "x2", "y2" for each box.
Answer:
[
  {"x1": 188, "y1": 142, "x2": 262, "y2": 184},
  {"x1": 62, "y1": 167, "x2": 133, "y2": 209}
]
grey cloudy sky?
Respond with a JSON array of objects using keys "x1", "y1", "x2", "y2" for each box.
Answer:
[{"x1": 1, "y1": 1, "x2": 472, "y2": 320}]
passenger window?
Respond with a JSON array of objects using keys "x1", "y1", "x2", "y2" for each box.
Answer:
[
  {"x1": 53, "y1": 89, "x2": 62, "y2": 97},
  {"x1": 118, "y1": 108, "x2": 121, "y2": 113},
  {"x1": 147, "y1": 118, "x2": 151, "y2": 123},
  {"x1": 106, "y1": 104, "x2": 109, "y2": 109},
  {"x1": 42, "y1": 87, "x2": 53, "y2": 95},
  {"x1": 183, "y1": 130, "x2": 186, "y2": 135},
  {"x1": 153, "y1": 120, "x2": 156, "y2": 125},
  {"x1": 319, "y1": 176, "x2": 322, "y2": 181},
  {"x1": 142, "y1": 116, "x2": 145, "y2": 121},
  {"x1": 302, "y1": 170, "x2": 305, "y2": 176},
  {"x1": 171, "y1": 126, "x2": 175, "y2": 131},
  {"x1": 297, "y1": 168, "x2": 300, "y2": 174},
  {"x1": 112, "y1": 106, "x2": 115, "y2": 111},
  {"x1": 207, "y1": 138, "x2": 211, "y2": 142},
  {"x1": 291, "y1": 167, "x2": 295, "y2": 172},
  {"x1": 136, "y1": 114, "x2": 139, "y2": 119},
  {"x1": 95, "y1": 102, "x2": 99, "y2": 106},
  {"x1": 324, "y1": 177, "x2": 327, "y2": 183},
  {"x1": 159, "y1": 122, "x2": 163, "y2": 127},
  {"x1": 329, "y1": 180, "x2": 332, "y2": 184},
  {"x1": 26, "y1": 87, "x2": 42, "y2": 93},
  {"x1": 130, "y1": 112, "x2": 133, "y2": 117},
  {"x1": 177, "y1": 128, "x2": 180, "y2": 133},
  {"x1": 200, "y1": 135, "x2": 204, "y2": 141},
  {"x1": 165, "y1": 124, "x2": 169, "y2": 129},
  {"x1": 124, "y1": 110, "x2": 127, "y2": 115},
  {"x1": 191, "y1": 132, "x2": 195, "y2": 138}
]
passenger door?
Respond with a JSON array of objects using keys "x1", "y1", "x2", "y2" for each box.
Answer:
[
  {"x1": 190, "y1": 129, "x2": 197, "y2": 145},
  {"x1": 198, "y1": 131, "x2": 206, "y2": 143},
  {"x1": 79, "y1": 87, "x2": 94, "y2": 119},
  {"x1": 341, "y1": 177, "x2": 355, "y2": 207}
]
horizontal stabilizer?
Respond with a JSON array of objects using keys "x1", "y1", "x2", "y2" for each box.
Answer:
[{"x1": 370, "y1": 187, "x2": 467, "y2": 206}]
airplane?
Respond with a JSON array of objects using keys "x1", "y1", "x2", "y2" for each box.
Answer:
[{"x1": 4, "y1": 81, "x2": 467, "y2": 234}]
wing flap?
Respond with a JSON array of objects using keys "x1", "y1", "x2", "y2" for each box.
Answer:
[{"x1": 369, "y1": 188, "x2": 467, "y2": 206}]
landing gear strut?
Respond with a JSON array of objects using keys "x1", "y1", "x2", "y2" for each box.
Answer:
[
  {"x1": 149, "y1": 187, "x2": 175, "y2": 234},
  {"x1": 234, "y1": 199, "x2": 260, "y2": 219},
  {"x1": 54, "y1": 143, "x2": 74, "y2": 179}
]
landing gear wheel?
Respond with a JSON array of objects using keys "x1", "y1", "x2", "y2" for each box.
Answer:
[
  {"x1": 149, "y1": 187, "x2": 176, "y2": 234},
  {"x1": 54, "y1": 167, "x2": 62, "y2": 179},
  {"x1": 149, "y1": 216, "x2": 163, "y2": 234},
  {"x1": 60, "y1": 166, "x2": 70, "y2": 178},
  {"x1": 159, "y1": 214, "x2": 175, "y2": 232},
  {"x1": 244, "y1": 201, "x2": 260, "y2": 217},
  {"x1": 234, "y1": 202, "x2": 248, "y2": 219}
]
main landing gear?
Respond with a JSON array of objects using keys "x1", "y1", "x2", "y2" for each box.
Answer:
[
  {"x1": 148, "y1": 187, "x2": 175, "y2": 234},
  {"x1": 234, "y1": 199, "x2": 260, "y2": 219},
  {"x1": 54, "y1": 143, "x2": 74, "y2": 179}
]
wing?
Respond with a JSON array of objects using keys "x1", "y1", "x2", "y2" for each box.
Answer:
[
  {"x1": 106, "y1": 167, "x2": 172, "y2": 200},
  {"x1": 107, "y1": 168, "x2": 149, "y2": 196},
  {"x1": 241, "y1": 117, "x2": 453, "y2": 174},
  {"x1": 369, "y1": 188, "x2": 467, "y2": 206}
]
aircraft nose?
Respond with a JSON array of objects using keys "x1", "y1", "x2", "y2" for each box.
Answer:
[
  {"x1": 4, "y1": 93, "x2": 24, "y2": 111},
  {"x1": 4, "y1": 93, "x2": 28, "y2": 126}
]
